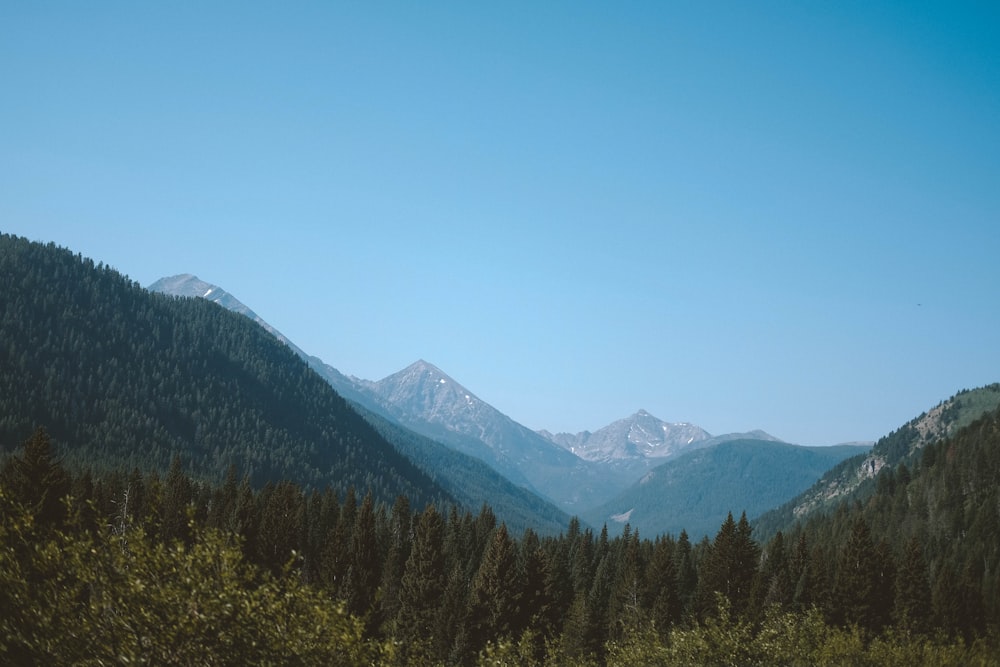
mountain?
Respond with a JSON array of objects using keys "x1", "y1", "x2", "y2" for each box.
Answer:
[
  {"x1": 149, "y1": 275, "x2": 573, "y2": 532},
  {"x1": 0, "y1": 234, "x2": 447, "y2": 508},
  {"x1": 358, "y1": 360, "x2": 627, "y2": 511},
  {"x1": 539, "y1": 410, "x2": 712, "y2": 463},
  {"x1": 753, "y1": 383, "x2": 1000, "y2": 539},
  {"x1": 582, "y1": 439, "x2": 871, "y2": 540},
  {"x1": 148, "y1": 275, "x2": 377, "y2": 407},
  {"x1": 355, "y1": 405, "x2": 571, "y2": 535}
]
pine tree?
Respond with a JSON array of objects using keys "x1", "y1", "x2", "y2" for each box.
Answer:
[
  {"x1": 378, "y1": 495, "x2": 411, "y2": 636},
  {"x1": 467, "y1": 524, "x2": 521, "y2": 654},
  {"x1": 607, "y1": 526, "x2": 643, "y2": 641},
  {"x1": 696, "y1": 512, "x2": 759, "y2": 619},
  {"x1": 834, "y1": 516, "x2": 880, "y2": 632},
  {"x1": 646, "y1": 535, "x2": 678, "y2": 638},
  {"x1": 346, "y1": 492, "x2": 380, "y2": 620},
  {"x1": 160, "y1": 455, "x2": 193, "y2": 544},
  {"x1": 894, "y1": 536, "x2": 931, "y2": 635},
  {"x1": 0, "y1": 427, "x2": 71, "y2": 527},
  {"x1": 673, "y1": 530, "x2": 697, "y2": 622},
  {"x1": 395, "y1": 505, "x2": 447, "y2": 663}
]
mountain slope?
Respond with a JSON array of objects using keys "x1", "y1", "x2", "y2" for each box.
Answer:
[
  {"x1": 583, "y1": 439, "x2": 870, "y2": 539},
  {"x1": 360, "y1": 360, "x2": 628, "y2": 511},
  {"x1": 149, "y1": 275, "x2": 573, "y2": 533},
  {"x1": 0, "y1": 234, "x2": 448, "y2": 508},
  {"x1": 753, "y1": 384, "x2": 1000, "y2": 539},
  {"x1": 775, "y1": 402, "x2": 1000, "y2": 638}
]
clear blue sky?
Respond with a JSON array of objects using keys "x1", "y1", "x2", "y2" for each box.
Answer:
[{"x1": 3, "y1": 2, "x2": 999, "y2": 445}]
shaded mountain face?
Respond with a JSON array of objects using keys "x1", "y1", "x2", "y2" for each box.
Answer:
[
  {"x1": 360, "y1": 360, "x2": 626, "y2": 511},
  {"x1": 148, "y1": 276, "x2": 574, "y2": 532},
  {"x1": 147, "y1": 273, "x2": 801, "y2": 521},
  {"x1": 540, "y1": 410, "x2": 712, "y2": 462},
  {"x1": 151, "y1": 276, "x2": 637, "y2": 512},
  {"x1": 0, "y1": 236, "x2": 448, "y2": 509},
  {"x1": 583, "y1": 439, "x2": 871, "y2": 540}
]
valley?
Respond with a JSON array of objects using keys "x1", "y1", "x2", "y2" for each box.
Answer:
[{"x1": 2, "y1": 234, "x2": 998, "y2": 664}]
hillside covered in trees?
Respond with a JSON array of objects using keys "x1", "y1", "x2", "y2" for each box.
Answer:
[
  {"x1": 0, "y1": 233, "x2": 448, "y2": 507},
  {"x1": 2, "y1": 233, "x2": 999, "y2": 664},
  {"x1": 3, "y1": 405, "x2": 999, "y2": 665}
]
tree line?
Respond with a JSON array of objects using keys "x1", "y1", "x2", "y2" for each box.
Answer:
[{"x1": 3, "y1": 421, "x2": 998, "y2": 665}]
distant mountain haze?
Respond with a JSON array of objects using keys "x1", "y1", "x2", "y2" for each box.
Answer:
[
  {"x1": 148, "y1": 275, "x2": 573, "y2": 533},
  {"x1": 147, "y1": 271, "x2": 879, "y2": 526},
  {"x1": 583, "y1": 438, "x2": 871, "y2": 539}
]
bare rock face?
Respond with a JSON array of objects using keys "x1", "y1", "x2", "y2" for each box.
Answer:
[{"x1": 541, "y1": 410, "x2": 712, "y2": 463}]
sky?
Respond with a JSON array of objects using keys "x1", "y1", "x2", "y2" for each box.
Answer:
[{"x1": 3, "y1": 2, "x2": 999, "y2": 445}]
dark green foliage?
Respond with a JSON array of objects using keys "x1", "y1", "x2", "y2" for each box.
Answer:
[
  {"x1": 395, "y1": 505, "x2": 448, "y2": 662},
  {"x1": 467, "y1": 524, "x2": 521, "y2": 655},
  {"x1": 0, "y1": 427, "x2": 70, "y2": 527},
  {"x1": 0, "y1": 233, "x2": 448, "y2": 509},
  {"x1": 695, "y1": 512, "x2": 760, "y2": 621},
  {"x1": 4, "y1": 235, "x2": 1000, "y2": 664},
  {"x1": 3, "y1": 419, "x2": 1000, "y2": 665},
  {"x1": 894, "y1": 537, "x2": 932, "y2": 635}
]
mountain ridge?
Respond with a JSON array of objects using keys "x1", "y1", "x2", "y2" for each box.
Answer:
[
  {"x1": 753, "y1": 383, "x2": 1000, "y2": 539},
  {"x1": 0, "y1": 235, "x2": 448, "y2": 509},
  {"x1": 147, "y1": 275, "x2": 573, "y2": 533},
  {"x1": 540, "y1": 410, "x2": 713, "y2": 463},
  {"x1": 583, "y1": 438, "x2": 872, "y2": 539}
]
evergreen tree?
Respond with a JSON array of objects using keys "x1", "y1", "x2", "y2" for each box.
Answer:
[
  {"x1": 894, "y1": 536, "x2": 931, "y2": 635},
  {"x1": 0, "y1": 427, "x2": 71, "y2": 527},
  {"x1": 646, "y1": 535, "x2": 678, "y2": 638},
  {"x1": 673, "y1": 530, "x2": 697, "y2": 621},
  {"x1": 834, "y1": 516, "x2": 880, "y2": 632},
  {"x1": 607, "y1": 526, "x2": 643, "y2": 641},
  {"x1": 346, "y1": 492, "x2": 380, "y2": 620},
  {"x1": 395, "y1": 505, "x2": 447, "y2": 663},
  {"x1": 160, "y1": 455, "x2": 193, "y2": 544},
  {"x1": 467, "y1": 524, "x2": 521, "y2": 655},
  {"x1": 378, "y1": 495, "x2": 411, "y2": 636},
  {"x1": 255, "y1": 480, "x2": 303, "y2": 574},
  {"x1": 696, "y1": 512, "x2": 759, "y2": 619}
]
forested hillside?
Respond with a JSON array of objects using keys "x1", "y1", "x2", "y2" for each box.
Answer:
[
  {"x1": 0, "y1": 234, "x2": 447, "y2": 507},
  {"x1": 3, "y1": 409, "x2": 998, "y2": 665},
  {"x1": 584, "y1": 439, "x2": 869, "y2": 539},
  {"x1": 755, "y1": 384, "x2": 1000, "y2": 539},
  {"x1": 780, "y1": 403, "x2": 1000, "y2": 640}
]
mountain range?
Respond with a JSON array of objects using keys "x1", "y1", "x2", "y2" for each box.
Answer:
[
  {"x1": 1, "y1": 241, "x2": 989, "y2": 543},
  {"x1": 149, "y1": 272, "x2": 869, "y2": 534}
]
